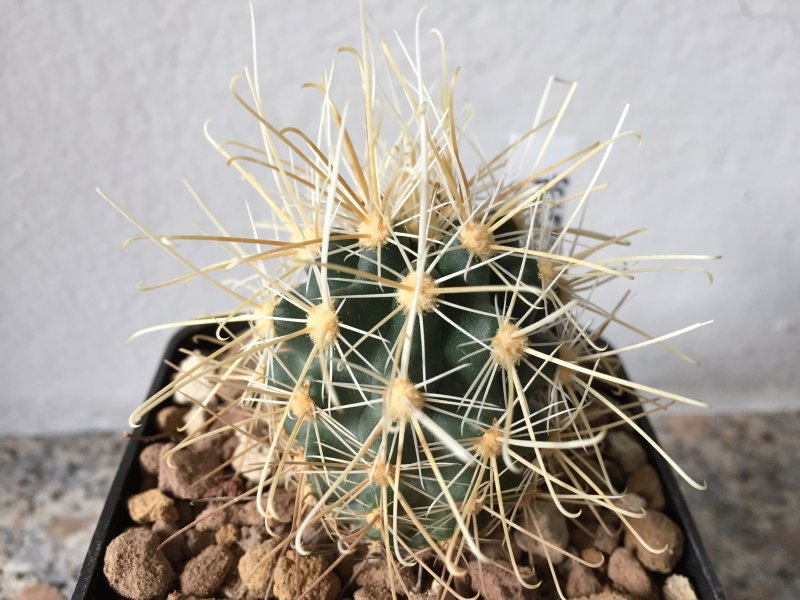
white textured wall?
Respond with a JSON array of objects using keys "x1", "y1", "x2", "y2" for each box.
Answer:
[{"x1": 2, "y1": 0, "x2": 798, "y2": 434}]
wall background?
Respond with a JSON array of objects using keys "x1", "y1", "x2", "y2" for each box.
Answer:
[{"x1": 1, "y1": 0, "x2": 798, "y2": 434}]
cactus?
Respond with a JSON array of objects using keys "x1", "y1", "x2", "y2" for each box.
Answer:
[{"x1": 103, "y1": 9, "x2": 714, "y2": 599}]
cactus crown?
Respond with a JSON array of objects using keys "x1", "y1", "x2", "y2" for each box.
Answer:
[{"x1": 106, "y1": 9, "x2": 713, "y2": 599}]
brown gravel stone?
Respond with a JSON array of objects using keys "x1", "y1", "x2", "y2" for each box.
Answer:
[
  {"x1": 606, "y1": 431, "x2": 647, "y2": 474},
  {"x1": 593, "y1": 522, "x2": 621, "y2": 555},
  {"x1": 607, "y1": 548, "x2": 652, "y2": 597},
  {"x1": 151, "y1": 521, "x2": 184, "y2": 566},
  {"x1": 569, "y1": 521, "x2": 596, "y2": 551},
  {"x1": 138, "y1": 443, "x2": 169, "y2": 476},
  {"x1": 273, "y1": 550, "x2": 341, "y2": 600},
  {"x1": 662, "y1": 574, "x2": 698, "y2": 600},
  {"x1": 238, "y1": 539, "x2": 280, "y2": 597},
  {"x1": 232, "y1": 500, "x2": 265, "y2": 527},
  {"x1": 180, "y1": 544, "x2": 235, "y2": 597},
  {"x1": 468, "y1": 559, "x2": 537, "y2": 600},
  {"x1": 194, "y1": 502, "x2": 231, "y2": 532},
  {"x1": 158, "y1": 444, "x2": 221, "y2": 499},
  {"x1": 183, "y1": 528, "x2": 214, "y2": 557},
  {"x1": 353, "y1": 558, "x2": 416, "y2": 598},
  {"x1": 626, "y1": 464, "x2": 665, "y2": 511},
  {"x1": 157, "y1": 406, "x2": 188, "y2": 433},
  {"x1": 580, "y1": 547, "x2": 605, "y2": 568},
  {"x1": 566, "y1": 563, "x2": 602, "y2": 598},
  {"x1": 103, "y1": 527, "x2": 173, "y2": 600},
  {"x1": 128, "y1": 489, "x2": 177, "y2": 525},
  {"x1": 514, "y1": 501, "x2": 569, "y2": 564},
  {"x1": 201, "y1": 475, "x2": 244, "y2": 500},
  {"x1": 624, "y1": 510, "x2": 684, "y2": 573},
  {"x1": 571, "y1": 591, "x2": 634, "y2": 600},
  {"x1": 270, "y1": 489, "x2": 298, "y2": 523},
  {"x1": 238, "y1": 525, "x2": 267, "y2": 551},
  {"x1": 215, "y1": 523, "x2": 240, "y2": 546}
]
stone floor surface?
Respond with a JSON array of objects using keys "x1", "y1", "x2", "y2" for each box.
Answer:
[{"x1": 0, "y1": 411, "x2": 797, "y2": 600}]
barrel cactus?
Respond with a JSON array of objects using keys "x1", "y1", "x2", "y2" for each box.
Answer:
[{"x1": 107, "y1": 9, "x2": 712, "y2": 599}]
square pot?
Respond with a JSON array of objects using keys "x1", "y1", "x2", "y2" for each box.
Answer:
[{"x1": 72, "y1": 324, "x2": 726, "y2": 599}]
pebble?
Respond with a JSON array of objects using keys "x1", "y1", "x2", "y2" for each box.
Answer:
[
  {"x1": 663, "y1": 574, "x2": 698, "y2": 600},
  {"x1": 606, "y1": 431, "x2": 647, "y2": 474},
  {"x1": 215, "y1": 523, "x2": 240, "y2": 546},
  {"x1": 607, "y1": 547, "x2": 652, "y2": 597},
  {"x1": 571, "y1": 590, "x2": 635, "y2": 600},
  {"x1": 353, "y1": 558, "x2": 416, "y2": 598},
  {"x1": 566, "y1": 563, "x2": 602, "y2": 598},
  {"x1": 138, "y1": 443, "x2": 169, "y2": 476},
  {"x1": 273, "y1": 550, "x2": 341, "y2": 600},
  {"x1": 468, "y1": 559, "x2": 537, "y2": 600},
  {"x1": 179, "y1": 545, "x2": 234, "y2": 597},
  {"x1": 127, "y1": 489, "x2": 177, "y2": 525},
  {"x1": 158, "y1": 444, "x2": 221, "y2": 499},
  {"x1": 626, "y1": 464, "x2": 665, "y2": 511},
  {"x1": 156, "y1": 406, "x2": 188, "y2": 433},
  {"x1": 238, "y1": 539, "x2": 280, "y2": 597},
  {"x1": 513, "y1": 500, "x2": 569, "y2": 564},
  {"x1": 193, "y1": 502, "x2": 231, "y2": 532},
  {"x1": 103, "y1": 528, "x2": 174, "y2": 600},
  {"x1": 593, "y1": 522, "x2": 621, "y2": 555},
  {"x1": 624, "y1": 509, "x2": 685, "y2": 573}
]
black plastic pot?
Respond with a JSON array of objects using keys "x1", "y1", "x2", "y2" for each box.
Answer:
[{"x1": 72, "y1": 325, "x2": 726, "y2": 599}]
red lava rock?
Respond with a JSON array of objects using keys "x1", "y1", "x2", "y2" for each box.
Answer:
[
  {"x1": 468, "y1": 559, "x2": 537, "y2": 600},
  {"x1": 566, "y1": 563, "x2": 602, "y2": 598},
  {"x1": 158, "y1": 444, "x2": 221, "y2": 499},
  {"x1": 15, "y1": 582, "x2": 62, "y2": 600},
  {"x1": 180, "y1": 544, "x2": 235, "y2": 597},
  {"x1": 607, "y1": 547, "x2": 653, "y2": 597},
  {"x1": 624, "y1": 510, "x2": 684, "y2": 573},
  {"x1": 138, "y1": 443, "x2": 169, "y2": 476},
  {"x1": 103, "y1": 527, "x2": 174, "y2": 600},
  {"x1": 273, "y1": 550, "x2": 341, "y2": 600},
  {"x1": 626, "y1": 464, "x2": 665, "y2": 511}
]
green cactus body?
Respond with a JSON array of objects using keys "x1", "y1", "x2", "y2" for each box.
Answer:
[
  {"x1": 272, "y1": 222, "x2": 558, "y2": 545},
  {"x1": 117, "y1": 12, "x2": 712, "y2": 594}
]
